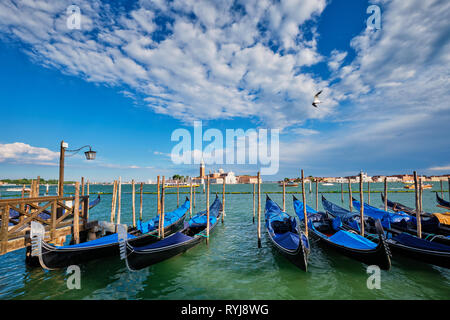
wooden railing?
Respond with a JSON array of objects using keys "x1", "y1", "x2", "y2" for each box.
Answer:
[{"x1": 0, "y1": 195, "x2": 89, "y2": 255}]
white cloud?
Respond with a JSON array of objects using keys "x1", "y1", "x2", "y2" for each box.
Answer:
[
  {"x1": 0, "y1": 142, "x2": 59, "y2": 164},
  {"x1": 0, "y1": 0, "x2": 331, "y2": 130},
  {"x1": 428, "y1": 165, "x2": 450, "y2": 172}
]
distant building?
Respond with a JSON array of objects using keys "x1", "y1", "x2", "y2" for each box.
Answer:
[{"x1": 237, "y1": 175, "x2": 261, "y2": 184}]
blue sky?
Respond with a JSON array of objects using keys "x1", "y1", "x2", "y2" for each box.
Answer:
[{"x1": 0, "y1": 0, "x2": 449, "y2": 181}]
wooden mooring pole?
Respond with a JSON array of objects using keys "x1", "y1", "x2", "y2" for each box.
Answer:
[
  {"x1": 222, "y1": 178, "x2": 225, "y2": 223},
  {"x1": 283, "y1": 181, "x2": 286, "y2": 212},
  {"x1": 132, "y1": 179, "x2": 136, "y2": 228},
  {"x1": 257, "y1": 172, "x2": 261, "y2": 248},
  {"x1": 252, "y1": 183, "x2": 256, "y2": 224},
  {"x1": 315, "y1": 179, "x2": 319, "y2": 211},
  {"x1": 359, "y1": 172, "x2": 364, "y2": 236},
  {"x1": 414, "y1": 171, "x2": 422, "y2": 238},
  {"x1": 206, "y1": 176, "x2": 210, "y2": 244},
  {"x1": 139, "y1": 182, "x2": 143, "y2": 221},
  {"x1": 193, "y1": 183, "x2": 196, "y2": 208},
  {"x1": 189, "y1": 181, "x2": 193, "y2": 218},
  {"x1": 301, "y1": 170, "x2": 308, "y2": 237},
  {"x1": 117, "y1": 177, "x2": 122, "y2": 225},
  {"x1": 177, "y1": 180, "x2": 179, "y2": 207},
  {"x1": 440, "y1": 180, "x2": 444, "y2": 198},
  {"x1": 161, "y1": 176, "x2": 165, "y2": 239},
  {"x1": 157, "y1": 176, "x2": 161, "y2": 215},
  {"x1": 73, "y1": 182, "x2": 80, "y2": 244},
  {"x1": 384, "y1": 177, "x2": 388, "y2": 212},
  {"x1": 110, "y1": 180, "x2": 117, "y2": 223},
  {"x1": 448, "y1": 177, "x2": 450, "y2": 201},
  {"x1": 348, "y1": 179, "x2": 353, "y2": 212}
]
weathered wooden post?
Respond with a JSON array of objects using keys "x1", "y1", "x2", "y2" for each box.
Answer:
[
  {"x1": 73, "y1": 181, "x2": 80, "y2": 244},
  {"x1": 222, "y1": 177, "x2": 225, "y2": 223},
  {"x1": 341, "y1": 183, "x2": 344, "y2": 203},
  {"x1": 132, "y1": 179, "x2": 136, "y2": 228},
  {"x1": 193, "y1": 182, "x2": 196, "y2": 208},
  {"x1": 315, "y1": 179, "x2": 319, "y2": 211},
  {"x1": 414, "y1": 171, "x2": 422, "y2": 238},
  {"x1": 58, "y1": 141, "x2": 66, "y2": 196},
  {"x1": 301, "y1": 170, "x2": 308, "y2": 237},
  {"x1": 139, "y1": 182, "x2": 143, "y2": 221},
  {"x1": 448, "y1": 177, "x2": 450, "y2": 201},
  {"x1": 252, "y1": 183, "x2": 256, "y2": 224},
  {"x1": 1, "y1": 205, "x2": 9, "y2": 255},
  {"x1": 161, "y1": 176, "x2": 165, "y2": 239},
  {"x1": 81, "y1": 177, "x2": 85, "y2": 217},
  {"x1": 359, "y1": 172, "x2": 365, "y2": 236},
  {"x1": 117, "y1": 177, "x2": 122, "y2": 225},
  {"x1": 86, "y1": 180, "x2": 90, "y2": 221},
  {"x1": 283, "y1": 181, "x2": 286, "y2": 212},
  {"x1": 178, "y1": 179, "x2": 182, "y2": 207},
  {"x1": 440, "y1": 180, "x2": 444, "y2": 198},
  {"x1": 384, "y1": 177, "x2": 388, "y2": 212},
  {"x1": 419, "y1": 177, "x2": 423, "y2": 216},
  {"x1": 189, "y1": 181, "x2": 193, "y2": 218},
  {"x1": 367, "y1": 181, "x2": 371, "y2": 205},
  {"x1": 206, "y1": 176, "x2": 210, "y2": 244},
  {"x1": 257, "y1": 172, "x2": 261, "y2": 248},
  {"x1": 348, "y1": 178, "x2": 353, "y2": 212},
  {"x1": 110, "y1": 180, "x2": 117, "y2": 223},
  {"x1": 157, "y1": 175, "x2": 161, "y2": 215}
]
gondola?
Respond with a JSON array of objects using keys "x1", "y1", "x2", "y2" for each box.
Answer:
[
  {"x1": 380, "y1": 194, "x2": 450, "y2": 235},
  {"x1": 352, "y1": 197, "x2": 450, "y2": 245},
  {"x1": 294, "y1": 195, "x2": 391, "y2": 270},
  {"x1": 264, "y1": 195, "x2": 309, "y2": 271},
  {"x1": 323, "y1": 196, "x2": 450, "y2": 269},
  {"x1": 119, "y1": 195, "x2": 222, "y2": 271},
  {"x1": 29, "y1": 198, "x2": 190, "y2": 269},
  {"x1": 436, "y1": 193, "x2": 450, "y2": 210}
]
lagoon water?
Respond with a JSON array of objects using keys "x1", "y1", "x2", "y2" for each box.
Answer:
[{"x1": 0, "y1": 182, "x2": 449, "y2": 300}]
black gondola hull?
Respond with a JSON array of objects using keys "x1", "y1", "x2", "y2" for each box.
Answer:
[
  {"x1": 34, "y1": 212, "x2": 187, "y2": 269},
  {"x1": 387, "y1": 240, "x2": 450, "y2": 269},
  {"x1": 125, "y1": 211, "x2": 223, "y2": 270},
  {"x1": 266, "y1": 228, "x2": 309, "y2": 271}
]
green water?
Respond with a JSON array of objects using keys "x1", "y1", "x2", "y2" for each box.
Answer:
[{"x1": 0, "y1": 182, "x2": 449, "y2": 300}]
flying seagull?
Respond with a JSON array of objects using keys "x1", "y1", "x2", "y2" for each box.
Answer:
[{"x1": 312, "y1": 90, "x2": 322, "y2": 108}]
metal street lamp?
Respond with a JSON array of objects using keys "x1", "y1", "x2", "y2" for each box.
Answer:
[{"x1": 58, "y1": 141, "x2": 97, "y2": 196}]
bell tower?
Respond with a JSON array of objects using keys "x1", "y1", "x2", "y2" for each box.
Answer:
[{"x1": 199, "y1": 158, "x2": 205, "y2": 178}]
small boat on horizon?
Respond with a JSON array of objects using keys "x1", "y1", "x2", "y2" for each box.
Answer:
[{"x1": 404, "y1": 184, "x2": 432, "y2": 189}]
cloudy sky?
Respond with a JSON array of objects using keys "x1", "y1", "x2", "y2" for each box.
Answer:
[{"x1": 0, "y1": 0, "x2": 449, "y2": 181}]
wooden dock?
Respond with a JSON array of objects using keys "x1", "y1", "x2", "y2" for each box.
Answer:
[{"x1": 0, "y1": 194, "x2": 97, "y2": 255}]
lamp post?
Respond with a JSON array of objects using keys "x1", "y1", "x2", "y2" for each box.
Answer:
[{"x1": 58, "y1": 140, "x2": 97, "y2": 196}]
